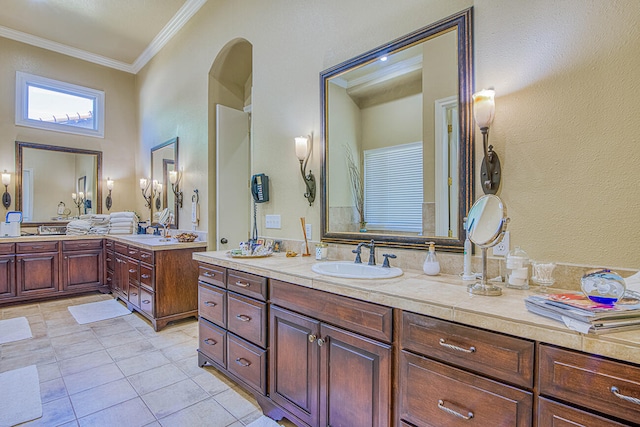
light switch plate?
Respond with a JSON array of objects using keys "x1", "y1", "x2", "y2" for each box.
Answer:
[
  {"x1": 265, "y1": 214, "x2": 281, "y2": 229},
  {"x1": 305, "y1": 224, "x2": 312, "y2": 240}
]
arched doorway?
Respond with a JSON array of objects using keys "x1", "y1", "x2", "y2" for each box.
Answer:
[{"x1": 208, "y1": 39, "x2": 253, "y2": 250}]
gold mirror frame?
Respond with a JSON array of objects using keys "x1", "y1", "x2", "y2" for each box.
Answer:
[
  {"x1": 15, "y1": 141, "x2": 102, "y2": 226},
  {"x1": 151, "y1": 137, "x2": 178, "y2": 228},
  {"x1": 320, "y1": 8, "x2": 474, "y2": 252}
]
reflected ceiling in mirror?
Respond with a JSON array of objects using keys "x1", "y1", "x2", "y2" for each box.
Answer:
[
  {"x1": 16, "y1": 141, "x2": 102, "y2": 224},
  {"x1": 320, "y1": 8, "x2": 474, "y2": 251}
]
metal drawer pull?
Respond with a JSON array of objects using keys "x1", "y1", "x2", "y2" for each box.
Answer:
[
  {"x1": 234, "y1": 281, "x2": 250, "y2": 288},
  {"x1": 308, "y1": 334, "x2": 317, "y2": 343},
  {"x1": 611, "y1": 386, "x2": 640, "y2": 405},
  {"x1": 142, "y1": 299, "x2": 151, "y2": 304},
  {"x1": 235, "y1": 357, "x2": 251, "y2": 367},
  {"x1": 203, "y1": 272, "x2": 214, "y2": 277},
  {"x1": 131, "y1": 292, "x2": 138, "y2": 297},
  {"x1": 106, "y1": 257, "x2": 112, "y2": 262},
  {"x1": 203, "y1": 338, "x2": 217, "y2": 346},
  {"x1": 204, "y1": 301, "x2": 217, "y2": 307},
  {"x1": 141, "y1": 274, "x2": 150, "y2": 279},
  {"x1": 129, "y1": 269, "x2": 137, "y2": 273},
  {"x1": 32, "y1": 246, "x2": 44, "y2": 249},
  {"x1": 438, "y1": 400, "x2": 473, "y2": 420},
  {"x1": 236, "y1": 314, "x2": 251, "y2": 322},
  {"x1": 141, "y1": 254, "x2": 150, "y2": 258},
  {"x1": 439, "y1": 338, "x2": 475, "y2": 353},
  {"x1": 317, "y1": 338, "x2": 326, "y2": 347}
]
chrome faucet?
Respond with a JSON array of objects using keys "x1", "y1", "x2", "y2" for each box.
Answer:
[
  {"x1": 367, "y1": 239, "x2": 376, "y2": 265},
  {"x1": 352, "y1": 242, "x2": 368, "y2": 264}
]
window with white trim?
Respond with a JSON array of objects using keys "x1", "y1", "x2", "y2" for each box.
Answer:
[
  {"x1": 15, "y1": 71, "x2": 105, "y2": 138},
  {"x1": 364, "y1": 141, "x2": 423, "y2": 232}
]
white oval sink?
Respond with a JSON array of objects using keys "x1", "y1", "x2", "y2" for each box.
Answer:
[{"x1": 312, "y1": 261, "x2": 403, "y2": 279}]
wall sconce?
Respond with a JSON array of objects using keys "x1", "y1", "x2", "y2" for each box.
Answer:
[
  {"x1": 155, "y1": 182, "x2": 163, "y2": 210},
  {"x1": 105, "y1": 177, "x2": 114, "y2": 211},
  {"x1": 2, "y1": 170, "x2": 11, "y2": 209},
  {"x1": 72, "y1": 191, "x2": 85, "y2": 217},
  {"x1": 140, "y1": 178, "x2": 152, "y2": 208},
  {"x1": 295, "y1": 135, "x2": 316, "y2": 206},
  {"x1": 473, "y1": 88, "x2": 501, "y2": 194},
  {"x1": 169, "y1": 169, "x2": 183, "y2": 208}
]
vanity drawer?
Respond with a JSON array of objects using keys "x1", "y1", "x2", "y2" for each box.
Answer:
[
  {"x1": 271, "y1": 279, "x2": 393, "y2": 343},
  {"x1": 539, "y1": 344, "x2": 640, "y2": 424},
  {"x1": 198, "y1": 283, "x2": 226, "y2": 327},
  {"x1": 0, "y1": 243, "x2": 15, "y2": 254},
  {"x1": 199, "y1": 264, "x2": 226, "y2": 288},
  {"x1": 115, "y1": 242, "x2": 128, "y2": 255},
  {"x1": 401, "y1": 311, "x2": 534, "y2": 388},
  {"x1": 227, "y1": 292, "x2": 267, "y2": 348},
  {"x1": 105, "y1": 251, "x2": 115, "y2": 271},
  {"x1": 16, "y1": 241, "x2": 58, "y2": 253},
  {"x1": 227, "y1": 333, "x2": 267, "y2": 395},
  {"x1": 139, "y1": 263, "x2": 153, "y2": 291},
  {"x1": 63, "y1": 239, "x2": 102, "y2": 251},
  {"x1": 127, "y1": 259, "x2": 139, "y2": 284},
  {"x1": 399, "y1": 350, "x2": 532, "y2": 427},
  {"x1": 139, "y1": 288, "x2": 154, "y2": 317},
  {"x1": 105, "y1": 239, "x2": 114, "y2": 250},
  {"x1": 227, "y1": 269, "x2": 267, "y2": 301},
  {"x1": 128, "y1": 283, "x2": 140, "y2": 307},
  {"x1": 538, "y1": 397, "x2": 631, "y2": 427},
  {"x1": 139, "y1": 249, "x2": 153, "y2": 264},
  {"x1": 199, "y1": 318, "x2": 226, "y2": 368},
  {"x1": 126, "y1": 245, "x2": 140, "y2": 259}
]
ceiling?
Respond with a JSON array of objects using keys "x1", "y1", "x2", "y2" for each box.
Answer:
[{"x1": 0, "y1": 0, "x2": 208, "y2": 74}]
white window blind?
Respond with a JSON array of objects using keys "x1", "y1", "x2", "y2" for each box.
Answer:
[{"x1": 364, "y1": 141, "x2": 423, "y2": 232}]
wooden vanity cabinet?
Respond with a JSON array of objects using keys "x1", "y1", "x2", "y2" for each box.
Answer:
[
  {"x1": 61, "y1": 239, "x2": 105, "y2": 292},
  {"x1": 16, "y1": 241, "x2": 60, "y2": 297},
  {"x1": 538, "y1": 344, "x2": 640, "y2": 426},
  {"x1": 398, "y1": 311, "x2": 534, "y2": 426},
  {"x1": 270, "y1": 279, "x2": 392, "y2": 427},
  {"x1": 0, "y1": 243, "x2": 16, "y2": 300}
]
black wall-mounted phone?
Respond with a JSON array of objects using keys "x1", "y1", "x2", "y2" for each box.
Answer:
[{"x1": 251, "y1": 174, "x2": 269, "y2": 203}]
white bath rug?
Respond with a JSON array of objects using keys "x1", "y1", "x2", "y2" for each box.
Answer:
[
  {"x1": 68, "y1": 299, "x2": 131, "y2": 324},
  {"x1": 246, "y1": 415, "x2": 284, "y2": 427},
  {"x1": 0, "y1": 365, "x2": 42, "y2": 426},
  {"x1": 0, "y1": 316, "x2": 32, "y2": 345}
]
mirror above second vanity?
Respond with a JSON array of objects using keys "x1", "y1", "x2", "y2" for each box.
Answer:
[
  {"x1": 15, "y1": 141, "x2": 102, "y2": 225},
  {"x1": 150, "y1": 137, "x2": 178, "y2": 228},
  {"x1": 320, "y1": 8, "x2": 474, "y2": 252}
]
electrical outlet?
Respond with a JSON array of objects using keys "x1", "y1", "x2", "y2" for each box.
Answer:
[
  {"x1": 265, "y1": 214, "x2": 281, "y2": 229},
  {"x1": 305, "y1": 224, "x2": 312, "y2": 240},
  {"x1": 493, "y1": 231, "x2": 510, "y2": 256}
]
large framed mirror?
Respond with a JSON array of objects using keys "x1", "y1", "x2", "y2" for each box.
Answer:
[
  {"x1": 320, "y1": 8, "x2": 473, "y2": 252},
  {"x1": 151, "y1": 137, "x2": 178, "y2": 228},
  {"x1": 16, "y1": 141, "x2": 102, "y2": 225}
]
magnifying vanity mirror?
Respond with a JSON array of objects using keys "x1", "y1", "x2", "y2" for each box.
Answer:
[
  {"x1": 466, "y1": 194, "x2": 509, "y2": 296},
  {"x1": 151, "y1": 137, "x2": 178, "y2": 228},
  {"x1": 320, "y1": 8, "x2": 473, "y2": 251},
  {"x1": 16, "y1": 141, "x2": 102, "y2": 225}
]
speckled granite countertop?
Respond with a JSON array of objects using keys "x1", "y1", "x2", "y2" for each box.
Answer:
[
  {"x1": 194, "y1": 251, "x2": 640, "y2": 365},
  {"x1": 0, "y1": 234, "x2": 207, "y2": 251}
]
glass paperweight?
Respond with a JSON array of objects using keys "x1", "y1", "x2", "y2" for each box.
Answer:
[{"x1": 580, "y1": 269, "x2": 626, "y2": 305}]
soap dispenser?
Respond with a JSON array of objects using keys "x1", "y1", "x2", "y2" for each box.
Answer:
[{"x1": 423, "y1": 242, "x2": 440, "y2": 275}]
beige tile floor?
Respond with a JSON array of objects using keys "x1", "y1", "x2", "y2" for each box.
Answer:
[{"x1": 0, "y1": 293, "x2": 288, "y2": 427}]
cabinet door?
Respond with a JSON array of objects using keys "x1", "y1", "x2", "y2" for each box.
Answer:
[
  {"x1": 270, "y1": 305, "x2": 320, "y2": 427},
  {"x1": 62, "y1": 249, "x2": 104, "y2": 291},
  {"x1": 538, "y1": 397, "x2": 631, "y2": 427},
  {"x1": 0, "y1": 255, "x2": 16, "y2": 299},
  {"x1": 319, "y1": 323, "x2": 392, "y2": 427},
  {"x1": 16, "y1": 253, "x2": 59, "y2": 296}
]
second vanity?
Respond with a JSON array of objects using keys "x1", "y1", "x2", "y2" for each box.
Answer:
[{"x1": 194, "y1": 251, "x2": 640, "y2": 427}]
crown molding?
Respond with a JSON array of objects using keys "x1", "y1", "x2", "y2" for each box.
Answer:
[{"x1": 0, "y1": 0, "x2": 208, "y2": 75}]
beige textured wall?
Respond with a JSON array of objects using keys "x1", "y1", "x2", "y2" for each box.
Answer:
[
  {"x1": 138, "y1": 0, "x2": 639, "y2": 269},
  {"x1": 0, "y1": 37, "x2": 139, "y2": 216}
]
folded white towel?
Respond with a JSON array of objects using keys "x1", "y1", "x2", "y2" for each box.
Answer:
[
  {"x1": 109, "y1": 229, "x2": 135, "y2": 235},
  {"x1": 110, "y1": 212, "x2": 137, "y2": 219},
  {"x1": 109, "y1": 217, "x2": 136, "y2": 224}
]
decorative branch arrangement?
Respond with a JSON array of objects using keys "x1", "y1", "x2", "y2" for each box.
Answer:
[{"x1": 344, "y1": 145, "x2": 366, "y2": 229}]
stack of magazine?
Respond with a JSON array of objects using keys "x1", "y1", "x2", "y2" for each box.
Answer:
[{"x1": 525, "y1": 291, "x2": 640, "y2": 334}]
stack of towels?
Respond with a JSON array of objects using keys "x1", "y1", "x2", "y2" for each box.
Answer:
[
  {"x1": 66, "y1": 214, "x2": 113, "y2": 235},
  {"x1": 109, "y1": 211, "x2": 138, "y2": 234}
]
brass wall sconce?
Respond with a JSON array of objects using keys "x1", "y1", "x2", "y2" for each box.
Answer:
[
  {"x1": 2, "y1": 170, "x2": 11, "y2": 209},
  {"x1": 71, "y1": 191, "x2": 85, "y2": 217},
  {"x1": 140, "y1": 178, "x2": 153, "y2": 208},
  {"x1": 155, "y1": 182, "x2": 162, "y2": 210},
  {"x1": 473, "y1": 88, "x2": 501, "y2": 194},
  {"x1": 295, "y1": 135, "x2": 316, "y2": 206},
  {"x1": 105, "y1": 177, "x2": 114, "y2": 211},
  {"x1": 169, "y1": 169, "x2": 183, "y2": 208}
]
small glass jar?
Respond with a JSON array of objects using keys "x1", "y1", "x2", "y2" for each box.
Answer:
[
  {"x1": 506, "y1": 246, "x2": 529, "y2": 290},
  {"x1": 315, "y1": 242, "x2": 328, "y2": 260}
]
